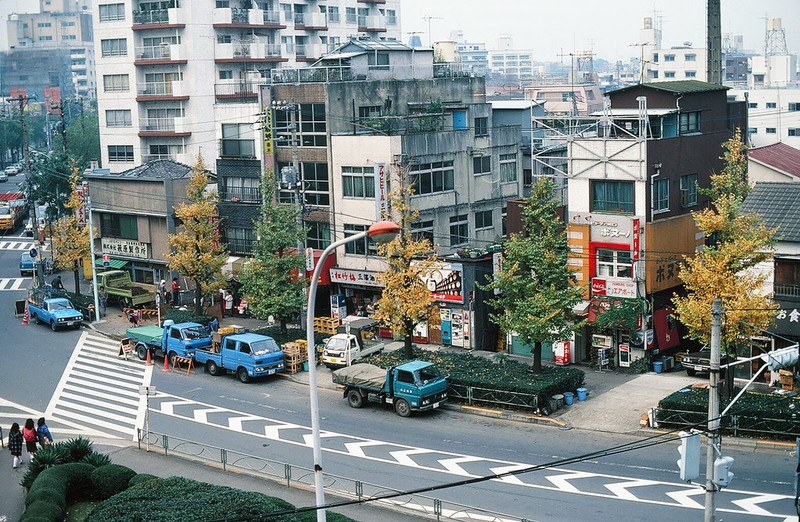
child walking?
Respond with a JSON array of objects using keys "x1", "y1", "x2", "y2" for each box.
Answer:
[{"x1": 8, "y1": 422, "x2": 23, "y2": 470}]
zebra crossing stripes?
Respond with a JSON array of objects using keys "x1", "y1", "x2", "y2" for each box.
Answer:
[
  {"x1": 0, "y1": 240, "x2": 38, "y2": 251},
  {"x1": 45, "y1": 332, "x2": 153, "y2": 440},
  {"x1": 0, "y1": 278, "x2": 27, "y2": 291}
]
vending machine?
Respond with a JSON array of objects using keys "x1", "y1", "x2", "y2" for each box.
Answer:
[
  {"x1": 330, "y1": 294, "x2": 347, "y2": 320},
  {"x1": 440, "y1": 309, "x2": 452, "y2": 346},
  {"x1": 451, "y1": 311, "x2": 464, "y2": 348}
]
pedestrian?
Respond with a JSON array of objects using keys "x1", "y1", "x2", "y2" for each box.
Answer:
[
  {"x1": 208, "y1": 316, "x2": 219, "y2": 332},
  {"x1": 36, "y1": 417, "x2": 53, "y2": 448},
  {"x1": 51, "y1": 275, "x2": 63, "y2": 290},
  {"x1": 171, "y1": 278, "x2": 180, "y2": 305},
  {"x1": 98, "y1": 286, "x2": 108, "y2": 317},
  {"x1": 159, "y1": 279, "x2": 166, "y2": 298},
  {"x1": 8, "y1": 422, "x2": 23, "y2": 470},
  {"x1": 225, "y1": 290, "x2": 234, "y2": 317},
  {"x1": 128, "y1": 309, "x2": 140, "y2": 326},
  {"x1": 22, "y1": 418, "x2": 37, "y2": 461}
]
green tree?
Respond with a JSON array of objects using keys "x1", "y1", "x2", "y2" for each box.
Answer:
[
  {"x1": 487, "y1": 178, "x2": 584, "y2": 373},
  {"x1": 166, "y1": 154, "x2": 227, "y2": 316},
  {"x1": 27, "y1": 150, "x2": 73, "y2": 220},
  {"x1": 239, "y1": 170, "x2": 305, "y2": 333},
  {"x1": 64, "y1": 108, "x2": 100, "y2": 170},
  {"x1": 374, "y1": 178, "x2": 438, "y2": 358},
  {"x1": 0, "y1": 119, "x2": 22, "y2": 163},
  {"x1": 50, "y1": 168, "x2": 91, "y2": 293}
]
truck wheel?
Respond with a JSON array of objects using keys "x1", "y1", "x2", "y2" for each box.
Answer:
[
  {"x1": 33, "y1": 313, "x2": 41, "y2": 325},
  {"x1": 394, "y1": 399, "x2": 411, "y2": 418},
  {"x1": 122, "y1": 297, "x2": 133, "y2": 308},
  {"x1": 686, "y1": 368, "x2": 696, "y2": 377},
  {"x1": 347, "y1": 389, "x2": 364, "y2": 408},
  {"x1": 168, "y1": 352, "x2": 177, "y2": 367},
  {"x1": 237, "y1": 367, "x2": 251, "y2": 383},
  {"x1": 206, "y1": 361, "x2": 221, "y2": 376},
  {"x1": 50, "y1": 320, "x2": 57, "y2": 332},
  {"x1": 136, "y1": 345, "x2": 148, "y2": 361}
]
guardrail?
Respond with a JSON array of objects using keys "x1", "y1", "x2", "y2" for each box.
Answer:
[
  {"x1": 654, "y1": 407, "x2": 800, "y2": 439},
  {"x1": 137, "y1": 429, "x2": 528, "y2": 522},
  {"x1": 449, "y1": 383, "x2": 539, "y2": 411}
]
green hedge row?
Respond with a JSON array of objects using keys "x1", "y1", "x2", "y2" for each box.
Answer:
[{"x1": 371, "y1": 348, "x2": 585, "y2": 409}]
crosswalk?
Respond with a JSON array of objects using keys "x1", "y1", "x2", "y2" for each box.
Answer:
[
  {"x1": 44, "y1": 332, "x2": 153, "y2": 440},
  {"x1": 0, "y1": 240, "x2": 39, "y2": 251},
  {"x1": 0, "y1": 277, "x2": 27, "y2": 291}
]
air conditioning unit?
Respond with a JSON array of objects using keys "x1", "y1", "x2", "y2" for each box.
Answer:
[{"x1": 591, "y1": 334, "x2": 613, "y2": 349}]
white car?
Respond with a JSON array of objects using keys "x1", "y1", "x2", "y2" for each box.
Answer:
[
  {"x1": 4, "y1": 165, "x2": 20, "y2": 175},
  {"x1": 0, "y1": 171, "x2": 7, "y2": 182}
]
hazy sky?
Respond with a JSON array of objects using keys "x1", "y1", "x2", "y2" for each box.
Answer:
[
  {"x1": 2, "y1": 0, "x2": 798, "y2": 62},
  {"x1": 400, "y1": 0, "x2": 800, "y2": 63}
]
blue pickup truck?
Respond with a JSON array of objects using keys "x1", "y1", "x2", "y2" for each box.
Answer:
[
  {"x1": 126, "y1": 320, "x2": 212, "y2": 363},
  {"x1": 27, "y1": 288, "x2": 84, "y2": 331},
  {"x1": 194, "y1": 332, "x2": 285, "y2": 383}
]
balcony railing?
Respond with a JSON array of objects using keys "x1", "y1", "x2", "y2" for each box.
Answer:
[
  {"x1": 214, "y1": 82, "x2": 261, "y2": 102},
  {"x1": 269, "y1": 62, "x2": 472, "y2": 84},
  {"x1": 231, "y1": 7, "x2": 249, "y2": 23},
  {"x1": 220, "y1": 186, "x2": 262, "y2": 203},
  {"x1": 137, "y1": 81, "x2": 181, "y2": 96},
  {"x1": 136, "y1": 44, "x2": 175, "y2": 60},
  {"x1": 775, "y1": 284, "x2": 800, "y2": 300},
  {"x1": 262, "y1": 10, "x2": 281, "y2": 24},
  {"x1": 140, "y1": 117, "x2": 184, "y2": 132},
  {"x1": 216, "y1": 42, "x2": 283, "y2": 61},
  {"x1": 133, "y1": 9, "x2": 169, "y2": 24},
  {"x1": 219, "y1": 139, "x2": 256, "y2": 158},
  {"x1": 358, "y1": 14, "x2": 386, "y2": 31},
  {"x1": 225, "y1": 237, "x2": 254, "y2": 256}
]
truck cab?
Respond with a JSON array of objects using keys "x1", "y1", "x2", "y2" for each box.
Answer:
[
  {"x1": 195, "y1": 332, "x2": 284, "y2": 383},
  {"x1": 322, "y1": 317, "x2": 384, "y2": 368}
]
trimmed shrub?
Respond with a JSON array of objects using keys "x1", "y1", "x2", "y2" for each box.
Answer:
[
  {"x1": 163, "y1": 309, "x2": 213, "y2": 327},
  {"x1": 128, "y1": 473, "x2": 159, "y2": 487},
  {"x1": 90, "y1": 464, "x2": 137, "y2": 500},
  {"x1": 24, "y1": 487, "x2": 66, "y2": 511},
  {"x1": 20, "y1": 500, "x2": 63, "y2": 522}
]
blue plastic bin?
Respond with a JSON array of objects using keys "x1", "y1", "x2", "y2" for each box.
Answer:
[
  {"x1": 563, "y1": 392, "x2": 574, "y2": 405},
  {"x1": 653, "y1": 360, "x2": 664, "y2": 373},
  {"x1": 576, "y1": 387, "x2": 587, "y2": 401}
]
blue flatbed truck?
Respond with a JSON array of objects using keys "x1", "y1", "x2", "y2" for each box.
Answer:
[{"x1": 194, "y1": 332, "x2": 285, "y2": 383}]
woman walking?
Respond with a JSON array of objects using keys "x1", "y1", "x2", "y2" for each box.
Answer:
[
  {"x1": 22, "y1": 418, "x2": 37, "y2": 461},
  {"x1": 37, "y1": 417, "x2": 53, "y2": 447},
  {"x1": 8, "y1": 422, "x2": 23, "y2": 470}
]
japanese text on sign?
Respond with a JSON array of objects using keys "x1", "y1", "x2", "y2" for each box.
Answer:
[
  {"x1": 329, "y1": 268, "x2": 384, "y2": 287},
  {"x1": 100, "y1": 238, "x2": 149, "y2": 259}
]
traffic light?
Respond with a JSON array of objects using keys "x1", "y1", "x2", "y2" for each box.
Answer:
[
  {"x1": 103, "y1": 253, "x2": 110, "y2": 268},
  {"x1": 677, "y1": 430, "x2": 701, "y2": 481},
  {"x1": 713, "y1": 456, "x2": 734, "y2": 487}
]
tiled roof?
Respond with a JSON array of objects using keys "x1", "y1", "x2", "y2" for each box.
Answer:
[
  {"x1": 608, "y1": 80, "x2": 729, "y2": 96},
  {"x1": 87, "y1": 160, "x2": 214, "y2": 180},
  {"x1": 741, "y1": 182, "x2": 800, "y2": 243},
  {"x1": 748, "y1": 142, "x2": 800, "y2": 178}
]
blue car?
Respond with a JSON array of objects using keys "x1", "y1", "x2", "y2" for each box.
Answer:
[{"x1": 19, "y1": 252, "x2": 36, "y2": 276}]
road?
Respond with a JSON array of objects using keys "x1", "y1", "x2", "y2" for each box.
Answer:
[{"x1": 1, "y1": 234, "x2": 796, "y2": 521}]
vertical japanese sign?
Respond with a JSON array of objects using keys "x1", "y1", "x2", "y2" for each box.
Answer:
[
  {"x1": 632, "y1": 218, "x2": 640, "y2": 261},
  {"x1": 374, "y1": 162, "x2": 387, "y2": 220}
]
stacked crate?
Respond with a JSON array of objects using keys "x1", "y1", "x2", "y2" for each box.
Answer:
[
  {"x1": 314, "y1": 317, "x2": 339, "y2": 335},
  {"x1": 282, "y1": 342, "x2": 307, "y2": 374}
]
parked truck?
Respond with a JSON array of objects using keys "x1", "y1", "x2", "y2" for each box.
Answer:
[
  {"x1": 331, "y1": 360, "x2": 448, "y2": 417},
  {"x1": 0, "y1": 192, "x2": 26, "y2": 232},
  {"x1": 321, "y1": 317, "x2": 385, "y2": 369},
  {"x1": 126, "y1": 320, "x2": 211, "y2": 362},
  {"x1": 194, "y1": 332, "x2": 285, "y2": 383},
  {"x1": 95, "y1": 270, "x2": 158, "y2": 308},
  {"x1": 26, "y1": 288, "x2": 84, "y2": 331}
]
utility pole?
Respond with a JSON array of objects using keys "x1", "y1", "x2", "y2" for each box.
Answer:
[
  {"x1": 422, "y1": 15, "x2": 442, "y2": 48},
  {"x1": 53, "y1": 100, "x2": 67, "y2": 154},
  {"x1": 86, "y1": 188, "x2": 101, "y2": 322},
  {"x1": 14, "y1": 94, "x2": 42, "y2": 274},
  {"x1": 704, "y1": 297, "x2": 722, "y2": 521}
]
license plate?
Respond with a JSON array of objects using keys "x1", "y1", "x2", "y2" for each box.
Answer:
[
  {"x1": 433, "y1": 403, "x2": 439, "y2": 408},
  {"x1": 66, "y1": 321, "x2": 78, "y2": 326},
  {"x1": 329, "y1": 358, "x2": 340, "y2": 364},
  {"x1": 268, "y1": 369, "x2": 275, "y2": 375}
]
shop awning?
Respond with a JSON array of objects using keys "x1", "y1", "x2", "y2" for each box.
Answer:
[{"x1": 94, "y1": 258, "x2": 128, "y2": 269}]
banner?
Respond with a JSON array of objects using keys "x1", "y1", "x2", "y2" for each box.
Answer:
[{"x1": 374, "y1": 162, "x2": 387, "y2": 220}]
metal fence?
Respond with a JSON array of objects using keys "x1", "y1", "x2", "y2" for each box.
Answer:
[
  {"x1": 654, "y1": 407, "x2": 800, "y2": 439},
  {"x1": 448, "y1": 384, "x2": 539, "y2": 411},
  {"x1": 137, "y1": 429, "x2": 527, "y2": 522}
]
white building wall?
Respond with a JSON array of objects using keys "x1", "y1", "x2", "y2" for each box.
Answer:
[{"x1": 729, "y1": 88, "x2": 800, "y2": 148}]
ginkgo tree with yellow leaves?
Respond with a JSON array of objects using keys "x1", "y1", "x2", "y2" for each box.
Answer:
[
  {"x1": 165, "y1": 154, "x2": 228, "y2": 316},
  {"x1": 673, "y1": 129, "x2": 777, "y2": 352},
  {"x1": 373, "y1": 175, "x2": 438, "y2": 359},
  {"x1": 50, "y1": 167, "x2": 92, "y2": 294}
]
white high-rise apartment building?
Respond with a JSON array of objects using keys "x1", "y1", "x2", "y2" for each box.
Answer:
[{"x1": 93, "y1": 0, "x2": 400, "y2": 171}]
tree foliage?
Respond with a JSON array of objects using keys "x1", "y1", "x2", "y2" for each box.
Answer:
[
  {"x1": 238, "y1": 170, "x2": 306, "y2": 333},
  {"x1": 673, "y1": 130, "x2": 777, "y2": 350},
  {"x1": 27, "y1": 150, "x2": 73, "y2": 220},
  {"x1": 50, "y1": 168, "x2": 92, "y2": 293},
  {"x1": 374, "y1": 176, "x2": 438, "y2": 358},
  {"x1": 486, "y1": 178, "x2": 584, "y2": 372},
  {"x1": 166, "y1": 154, "x2": 227, "y2": 315}
]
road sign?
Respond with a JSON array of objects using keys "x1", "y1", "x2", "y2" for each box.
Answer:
[
  {"x1": 29, "y1": 247, "x2": 37, "y2": 258},
  {"x1": 103, "y1": 253, "x2": 110, "y2": 268}
]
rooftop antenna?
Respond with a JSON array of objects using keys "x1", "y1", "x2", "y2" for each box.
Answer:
[{"x1": 422, "y1": 15, "x2": 443, "y2": 48}]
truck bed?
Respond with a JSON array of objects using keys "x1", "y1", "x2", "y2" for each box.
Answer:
[
  {"x1": 126, "y1": 325, "x2": 163, "y2": 344},
  {"x1": 332, "y1": 363, "x2": 386, "y2": 391}
]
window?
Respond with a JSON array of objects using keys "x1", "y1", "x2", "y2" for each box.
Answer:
[
  {"x1": 342, "y1": 166, "x2": 374, "y2": 198},
  {"x1": 653, "y1": 178, "x2": 669, "y2": 212},
  {"x1": 217, "y1": 34, "x2": 232, "y2": 44},
  {"x1": 39, "y1": 36, "x2": 53, "y2": 41},
  {"x1": 221, "y1": 123, "x2": 255, "y2": 157},
  {"x1": 218, "y1": 70, "x2": 233, "y2": 80},
  {"x1": 590, "y1": 180, "x2": 634, "y2": 213},
  {"x1": 680, "y1": 173, "x2": 698, "y2": 207},
  {"x1": 789, "y1": 128, "x2": 800, "y2": 137},
  {"x1": 766, "y1": 128, "x2": 777, "y2": 134},
  {"x1": 788, "y1": 103, "x2": 800, "y2": 112},
  {"x1": 664, "y1": 72, "x2": 676, "y2": 78},
  {"x1": 274, "y1": 103, "x2": 327, "y2": 147},
  {"x1": 748, "y1": 127, "x2": 758, "y2": 134},
  {"x1": 99, "y1": 3, "x2": 125, "y2": 21},
  {"x1": 358, "y1": 105, "x2": 382, "y2": 118},
  {"x1": 100, "y1": 213, "x2": 138, "y2": 239},
  {"x1": 344, "y1": 224, "x2": 377, "y2": 255},
  {"x1": 300, "y1": 163, "x2": 329, "y2": 206},
  {"x1": 748, "y1": 102, "x2": 758, "y2": 109},
  {"x1": 474, "y1": 210, "x2": 493, "y2": 230},
  {"x1": 596, "y1": 248, "x2": 633, "y2": 278},
  {"x1": 105, "y1": 109, "x2": 131, "y2": 127},
  {"x1": 101, "y1": 38, "x2": 127, "y2": 57},
  {"x1": 449, "y1": 214, "x2": 468, "y2": 247},
  {"x1": 411, "y1": 220, "x2": 434, "y2": 244},
  {"x1": 385, "y1": 9, "x2": 397, "y2": 25},
  {"x1": 306, "y1": 222, "x2": 331, "y2": 250},
  {"x1": 685, "y1": 54, "x2": 696, "y2": 61},
  {"x1": 225, "y1": 227, "x2": 255, "y2": 255},
  {"x1": 679, "y1": 111, "x2": 700, "y2": 133},
  {"x1": 327, "y1": 6, "x2": 340, "y2": 23},
  {"x1": 684, "y1": 71, "x2": 696, "y2": 78},
  {"x1": 345, "y1": 6, "x2": 356, "y2": 24},
  {"x1": 216, "y1": 0, "x2": 230, "y2": 7},
  {"x1": 410, "y1": 161, "x2": 454, "y2": 195},
  {"x1": 766, "y1": 102, "x2": 777, "y2": 109},
  {"x1": 62, "y1": 35, "x2": 77, "y2": 40},
  {"x1": 61, "y1": 21, "x2": 76, "y2": 27},
  {"x1": 473, "y1": 155, "x2": 491, "y2": 175},
  {"x1": 664, "y1": 54, "x2": 675, "y2": 62},
  {"x1": 103, "y1": 74, "x2": 129, "y2": 92},
  {"x1": 367, "y1": 52, "x2": 390, "y2": 70},
  {"x1": 223, "y1": 177, "x2": 260, "y2": 202},
  {"x1": 501, "y1": 206, "x2": 508, "y2": 236},
  {"x1": 474, "y1": 116, "x2": 488, "y2": 136},
  {"x1": 107, "y1": 145, "x2": 134, "y2": 163},
  {"x1": 500, "y1": 153, "x2": 517, "y2": 182},
  {"x1": 37, "y1": 22, "x2": 52, "y2": 28}
]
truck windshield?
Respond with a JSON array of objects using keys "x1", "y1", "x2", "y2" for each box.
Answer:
[
  {"x1": 326, "y1": 337, "x2": 350, "y2": 351},
  {"x1": 251, "y1": 338, "x2": 280, "y2": 356},
  {"x1": 414, "y1": 365, "x2": 442, "y2": 386},
  {"x1": 50, "y1": 300, "x2": 75, "y2": 311},
  {"x1": 182, "y1": 326, "x2": 211, "y2": 340}
]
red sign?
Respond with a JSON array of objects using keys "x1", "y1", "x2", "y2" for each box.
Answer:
[
  {"x1": 591, "y1": 278, "x2": 607, "y2": 296},
  {"x1": 632, "y1": 218, "x2": 640, "y2": 261},
  {"x1": 102, "y1": 254, "x2": 110, "y2": 262},
  {"x1": 44, "y1": 87, "x2": 62, "y2": 115}
]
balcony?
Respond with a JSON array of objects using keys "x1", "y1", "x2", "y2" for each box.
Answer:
[
  {"x1": 358, "y1": 14, "x2": 386, "y2": 32},
  {"x1": 215, "y1": 42, "x2": 284, "y2": 63},
  {"x1": 219, "y1": 185, "x2": 262, "y2": 203},
  {"x1": 357, "y1": 0, "x2": 386, "y2": 3},
  {"x1": 295, "y1": 43, "x2": 328, "y2": 62},
  {"x1": 219, "y1": 139, "x2": 257, "y2": 159},
  {"x1": 132, "y1": 8, "x2": 185, "y2": 29},
  {"x1": 138, "y1": 117, "x2": 191, "y2": 137},
  {"x1": 775, "y1": 284, "x2": 800, "y2": 300},
  {"x1": 134, "y1": 44, "x2": 186, "y2": 65},
  {"x1": 295, "y1": 11, "x2": 327, "y2": 30},
  {"x1": 224, "y1": 236, "x2": 254, "y2": 256},
  {"x1": 213, "y1": 7, "x2": 286, "y2": 29},
  {"x1": 214, "y1": 81, "x2": 261, "y2": 103},
  {"x1": 136, "y1": 81, "x2": 189, "y2": 102}
]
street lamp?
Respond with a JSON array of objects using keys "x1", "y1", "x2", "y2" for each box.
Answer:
[{"x1": 305, "y1": 220, "x2": 400, "y2": 522}]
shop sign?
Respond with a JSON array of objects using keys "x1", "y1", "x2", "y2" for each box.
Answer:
[
  {"x1": 775, "y1": 300, "x2": 800, "y2": 336},
  {"x1": 100, "y1": 238, "x2": 149, "y2": 259},
  {"x1": 632, "y1": 218, "x2": 640, "y2": 261},
  {"x1": 591, "y1": 277, "x2": 637, "y2": 298},
  {"x1": 374, "y1": 162, "x2": 387, "y2": 221},
  {"x1": 414, "y1": 261, "x2": 464, "y2": 303},
  {"x1": 570, "y1": 213, "x2": 641, "y2": 244},
  {"x1": 329, "y1": 268, "x2": 384, "y2": 287}
]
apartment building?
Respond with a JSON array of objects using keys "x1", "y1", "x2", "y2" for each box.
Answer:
[
  {"x1": 93, "y1": 0, "x2": 400, "y2": 172},
  {"x1": 728, "y1": 87, "x2": 800, "y2": 148}
]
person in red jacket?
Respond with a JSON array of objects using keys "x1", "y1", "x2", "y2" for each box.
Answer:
[{"x1": 22, "y1": 418, "x2": 37, "y2": 461}]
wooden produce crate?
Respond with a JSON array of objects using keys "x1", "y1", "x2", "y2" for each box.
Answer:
[
  {"x1": 314, "y1": 317, "x2": 339, "y2": 335},
  {"x1": 218, "y1": 326, "x2": 235, "y2": 335}
]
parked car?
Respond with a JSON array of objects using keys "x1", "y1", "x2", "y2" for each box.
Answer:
[
  {"x1": 19, "y1": 251, "x2": 36, "y2": 276},
  {"x1": 682, "y1": 348, "x2": 729, "y2": 377},
  {"x1": 0, "y1": 171, "x2": 7, "y2": 182},
  {"x1": 4, "y1": 165, "x2": 19, "y2": 176}
]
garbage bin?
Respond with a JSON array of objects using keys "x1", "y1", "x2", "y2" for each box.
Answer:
[
  {"x1": 576, "y1": 387, "x2": 587, "y2": 401},
  {"x1": 552, "y1": 394, "x2": 564, "y2": 409},
  {"x1": 563, "y1": 392, "x2": 574, "y2": 405},
  {"x1": 653, "y1": 360, "x2": 664, "y2": 373},
  {"x1": 302, "y1": 361, "x2": 309, "y2": 372}
]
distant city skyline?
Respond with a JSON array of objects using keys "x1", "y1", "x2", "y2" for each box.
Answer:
[{"x1": 400, "y1": 0, "x2": 800, "y2": 64}]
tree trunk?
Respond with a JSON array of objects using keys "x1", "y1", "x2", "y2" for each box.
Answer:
[
  {"x1": 403, "y1": 318, "x2": 414, "y2": 359},
  {"x1": 194, "y1": 278, "x2": 203, "y2": 316},
  {"x1": 530, "y1": 340, "x2": 543, "y2": 374},
  {"x1": 279, "y1": 317, "x2": 288, "y2": 335},
  {"x1": 72, "y1": 263, "x2": 81, "y2": 295}
]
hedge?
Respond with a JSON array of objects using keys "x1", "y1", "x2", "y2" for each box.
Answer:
[
  {"x1": 21, "y1": 462, "x2": 95, "y2": 522},
  {"x1": 91, "y1": 464, "x2": 137, "y2": 500}
]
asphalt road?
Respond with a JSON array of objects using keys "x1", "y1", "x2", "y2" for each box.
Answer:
[{"x1": 1, "y1": 225, "x2": 796, "y2": 521}]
